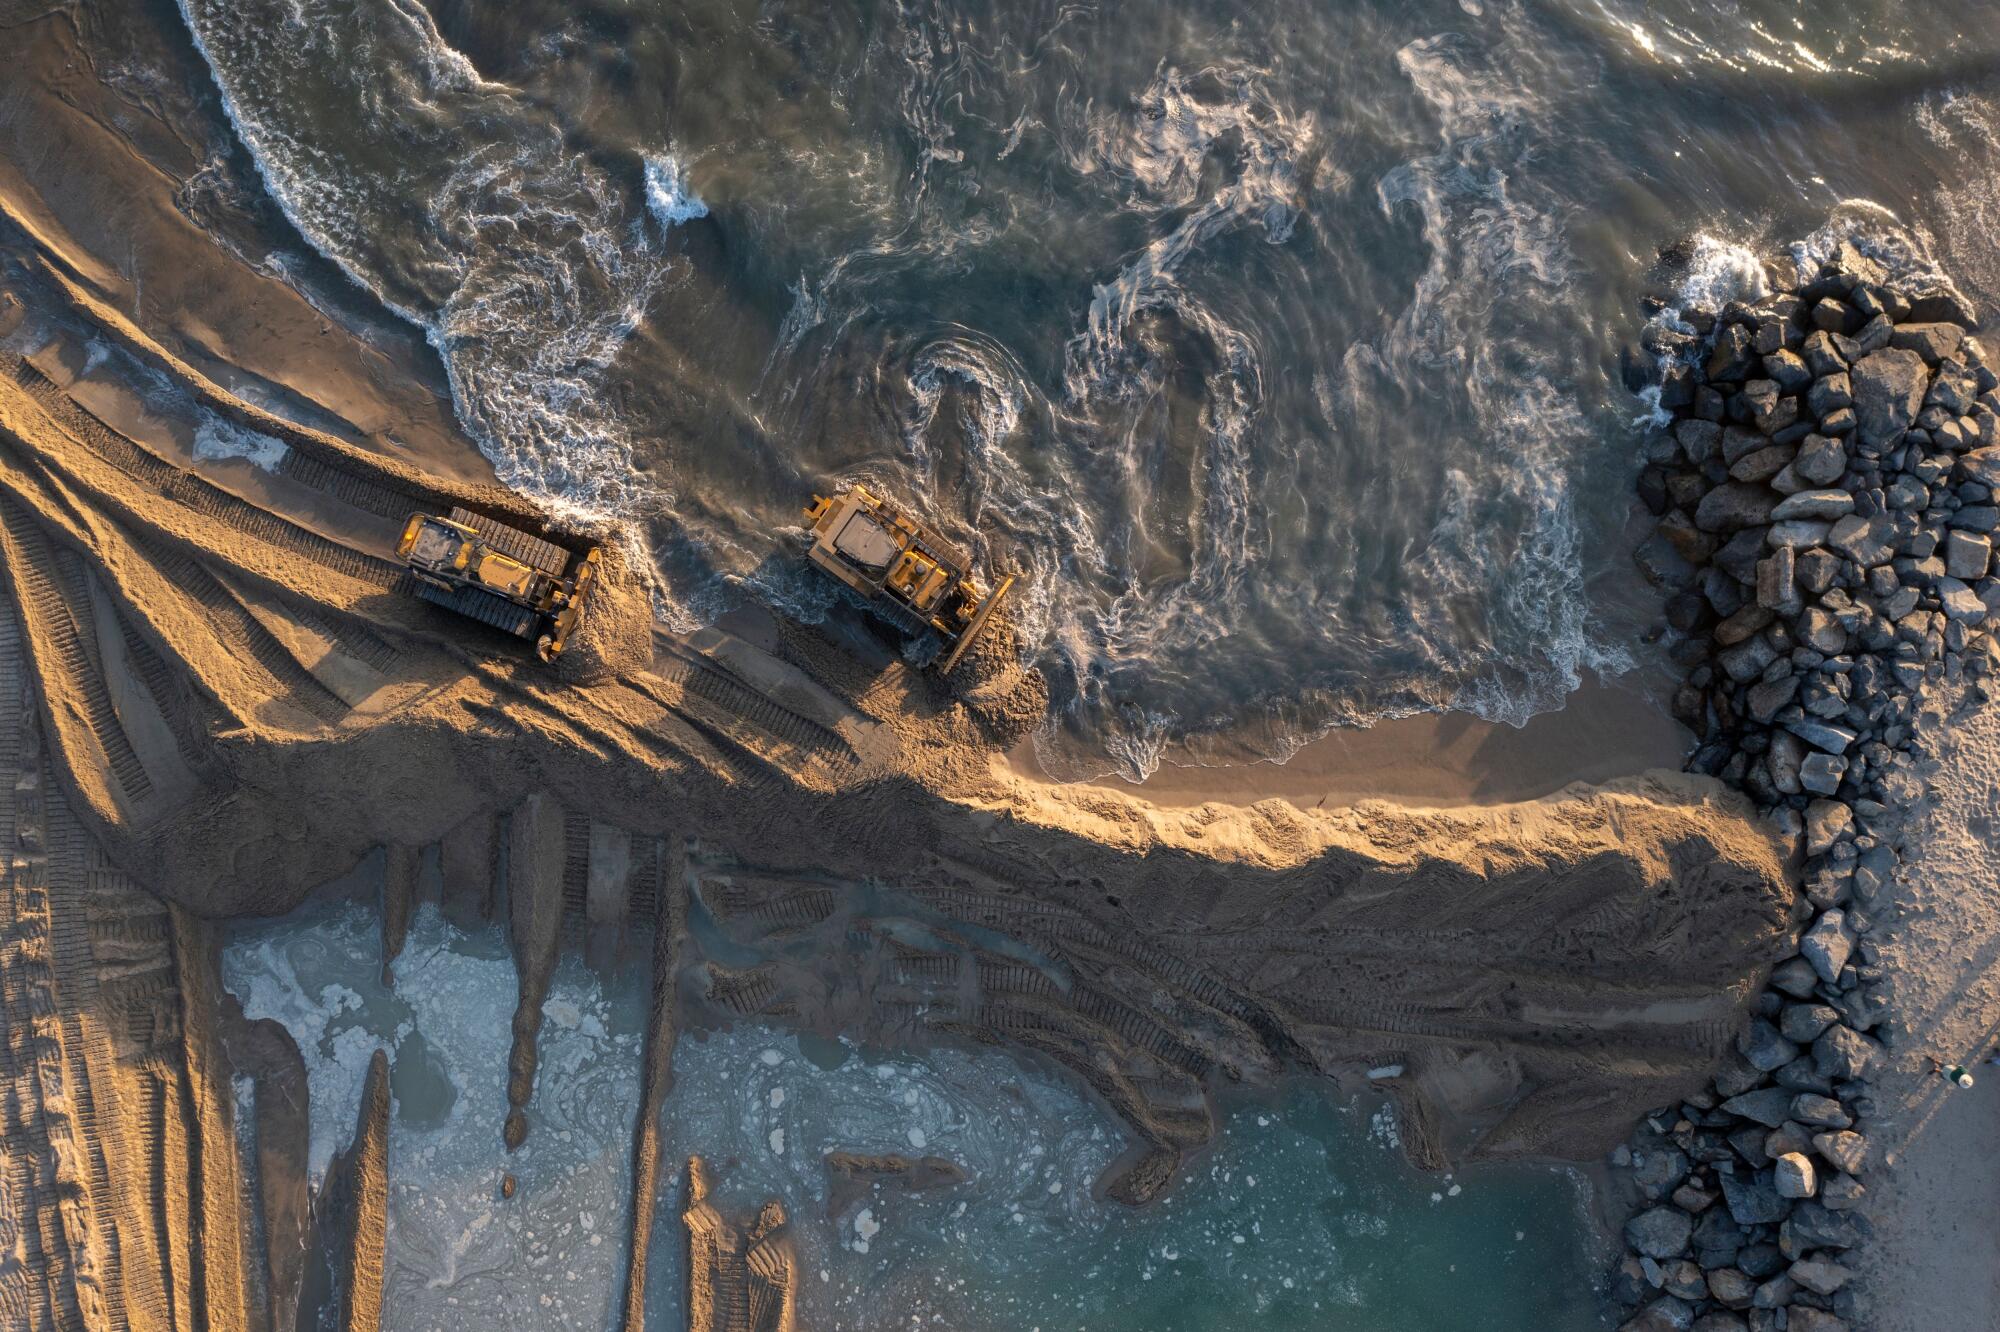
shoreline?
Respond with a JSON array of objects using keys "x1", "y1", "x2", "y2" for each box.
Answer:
[{"x1": 1011, "y1": 670, "x2": 1690, "y2": 811}]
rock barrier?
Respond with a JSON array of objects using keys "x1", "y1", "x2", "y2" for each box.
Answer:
[{"x1": 1608, "y1": 240, "x2": 1994, "y2": 1332}]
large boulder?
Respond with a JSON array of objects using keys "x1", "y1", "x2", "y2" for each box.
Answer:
[
  {"x1": 1890, "y1": 322, "x2": 1967, "y2": 364},
  {"x1": 1697, "y1": 482, "x2": 1780, "y2": 533},
  {"x1": 1626, "y1": 1205, "x2": 1695, "y2": 1259},
  {"x1": 1719, "y1": 1170, "x2": 1789, "y2": 1225},
  {"x1": 1850, "y1": 347, "x2": 1930, "y2": 448}
]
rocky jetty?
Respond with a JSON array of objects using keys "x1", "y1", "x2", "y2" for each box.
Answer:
[{"x1": 1608, "y1": 242, "x2": 1994, "y2": 1332}]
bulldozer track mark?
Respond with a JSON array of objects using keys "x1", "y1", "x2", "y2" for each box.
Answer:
[
  {"x1": 560, "y1": 812, "x2": 590, "y2": 942},
  {"x1": 9, "y1": 363, "x2": 402, "y2": 588},
  {"x1": 112, "y1": 607, "x2": 215, "y2": 773},
  {"x1": 274, "y1": 449, "x2": 415, "y2": 522},
  {"x1": 0, "y1": 498, "x2": 153, "y2": 801},
  {"x1": 446, "y1": 507, "x2": 573, "y2": 577},
  {"x1": 654, "y1": 652, "x2": 855, "y2": 766},
  {"x1": 292, "y1": 604, "x2": 400, "y2": 674},
  {"x1": 146, "y1": 546, "x2": 350, "y2": 724}
]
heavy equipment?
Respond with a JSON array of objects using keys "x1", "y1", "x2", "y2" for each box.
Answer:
[
  {"x1": 398, "y1": 508, "x2": 601, "y2": 661},
  {"x1": 802, "y1": 485, "x2": 1013, "y2": 672}
]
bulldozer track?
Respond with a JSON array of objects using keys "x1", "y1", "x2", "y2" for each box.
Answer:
[
  {"x1": 0, "y1": 498, "x2": 152, "y2": 801},
  {"x1": 447, "y1": 507, "x2": 572, "y2": 577},
  {"x1": 8, "y1": 362, "x2": 402, "y2": 588},
  {"x1": 146, "y1": 546, "x2": 349, "y2": 724},
  {"x1": 408, "y1": 575, "x2": 537, "y2": 640}
]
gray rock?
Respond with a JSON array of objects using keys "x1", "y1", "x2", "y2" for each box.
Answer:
[
  {"x1": 1620, "y1": 1296, "x2": 1696, "y2": 1332},
  {"x1": 1938, "y1": 576, "x2": 1988, "y2": 623},
  {"x1": 1626, "y1": 1205, "x2": 1695, "y2": 1259},
  {"x1": 1750, "y1": 1273, "x2": 1795, "y2": 1310},
  {"x1": 1797, "y1": 606, "x2": 1848, "y2": 654},
  {"x1": 1636, "y1": 1147, "x2": 1693, "y2": 1199},
  {"x1": 1731, "y1": 444, "x2": 1794, "y2": 483},
  {"x1": 1718, "y1": 635, "x2": 1781, "y2": 684},
  {"x1": 1738, "y1": 1018, "x2": 1800, "y2": 1073},
  {"x1": 1780, "y1": 1004, "x2": 1841, "y2": 1044},
  {"x1": 1806, "y1": 373, "x2": 1853, "y2": 420},
  {"x1": 1819, "y1": 405, "x2": 1857, "y2": 435},
  {"x1": 1790, "y1": 1200, "x2": 1869, "y2": 1250},
  {"x1": 1671, "y1": 1181, "x2": 1717, "y2": 1214},
  {"x1": 1662, "y1": 1259, "x2": 1708, "y2": 1302},
  {"x1": 1723, "y1": 425, "x2": 1771, "y2": 465},
  {"x1": 1720, "y1": 1088, "x2": 1796, "y2": 1129},
  {"x1": 1804, "y1": 801, "x2": 1853, "y2": 856},
  {"x1": 1719, "y1": 1170, "x2": 1789, "y2": 1225},
  {"x1": 1853, "y1": 312, "x2": 1894, "y2": 354},
  {"x1": 1763, "y1": 349, "x2": 1812, "y2": 392},
  {"x1": 1788, "y1": 1257, "x2": 1852, "y2": 1296},
  {"x1": 1707, "y1": 1268, "x2": 1757, "y2": 1309},
  {"x1": 1786, "y1": 1309, "x2": 1849, "y2": 1332},
  {"x1": 1767, "y1": 519, "x2": 1832, "y2": 549},
  {"x1": 1811, "y1": 299, "x2": 1854, "y2": 333},
  {"x1": 1799, "y1": 752, "x2": 1848, "y2": 796},
  {"x1": 1959, "y1": 446, "x2": 2000, "y2": 488},
  {"x1": 1765, "y1": 729, "x2": 1805, "y2": 795},
  {"x1": 1891, "y1": 322, "x2": 1968, "y2": 364},
  {"x1": 1811, "y1": 1131, "x2": 1868, "y2": 1175},
  {"x1": 1802, "y1": 331, "x2": 1847, "y2": 376},
  {"x1": 1908, "y1": 288, "x2": 1979, "y2": 327},
  {"x1": 1812, "y1": 1025, "x2": 1882, "y2": 1081},
  {"x1": 1746, "y1": 675, "x2": 1801, "y2": 725},
  {"x1": 1698, "y1": 482, "x2": 1780, "y2": 533},
  {"x1": 1796, "y1": 546, "x2": 1841, "y2": 594},
  {"x1": 1757, "y1": 548, "x2": 1798, "y2": 610},
  {"x1": 1820, "y1": 1172, "x2": 1866, "y2": 1211},
  {"x1": 1827, "y1": 512, "x2": 1897, "y2": 566},
  {"x1": 1801, "y1": 909, "x2": 1853, "y2": 983},
  {"x1": 1771, "y1": 489, "x2": 1854, "y2": 521},
  {"x1": 1690, "y1": 1314, "x2": 1748, "y2": 1332},
  {"x1": 1773, "y1": 1151, "x2": 1817, "y2": 1199},
  {"x1": 1789, "y1": 1093, "x2": 1852, "y2": 1129},
  {"x1": 1715, "y1": 603, "x2": 1775, "y2": 645},
  {"x1": 1783, "y1": 718, "x2": 1856, "y2": 753},
  {"x1": 1794, "y1": 433, "x2": 1847, "y2": 486},
  {"x1": 1851, "y1": 844, "x2": 1894, "y2": 903},
  {"x1": 1677, "y1": 418, "x2": 1724, "y2": 463},
  {"x1": 1852, "y1": 348, "x2": 1931, "y2": 448},
  {"x1": 1708, "y1": 323, "x2": 1759, "y2": 382},
  {"x1": 1769, "y1": 957, "x2": 1823, "y2": 998}
]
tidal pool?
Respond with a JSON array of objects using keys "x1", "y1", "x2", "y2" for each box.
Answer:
[{"x1": 222, "y1": 899, "x2": 1607, "y2": 1331}]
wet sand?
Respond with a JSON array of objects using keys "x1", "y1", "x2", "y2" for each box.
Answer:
[{"x1": 1016, "y1": 672, "x2": 1689, "y2": 811}]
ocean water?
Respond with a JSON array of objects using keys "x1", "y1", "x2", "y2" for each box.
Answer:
[
  {"x1": 169, "y1": 0, "x2": 2000, "y2": 778},
  {"x1": 221, "y1": 900, "x2": 1605, "y2": 1331}
]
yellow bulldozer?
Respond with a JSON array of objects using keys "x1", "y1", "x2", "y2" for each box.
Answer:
[
  {"x1": 802, "y1": 485, "x2": 1013, "y2": 672},
  {"x1": 398, "y1": 508, "x2": 601, "y2": 661}
]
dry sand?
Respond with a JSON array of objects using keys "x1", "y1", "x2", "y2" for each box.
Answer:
[{"x1": 1857, "y1": 679, "x2": 2000, "y2": 1332}]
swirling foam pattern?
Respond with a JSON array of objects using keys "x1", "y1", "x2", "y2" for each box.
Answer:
[{"x1": 176, "y1": 0, "x2": 2000, "y2": 778}]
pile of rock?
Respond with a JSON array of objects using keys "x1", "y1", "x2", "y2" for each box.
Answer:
[{"x1": 1606, "y1": 242, "x2": 1996, "y2": 1332}]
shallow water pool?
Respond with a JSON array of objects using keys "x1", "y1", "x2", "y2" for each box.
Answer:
[{"x1": 223, "y1": 899, "x2": 1607, "y2": 1331}]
